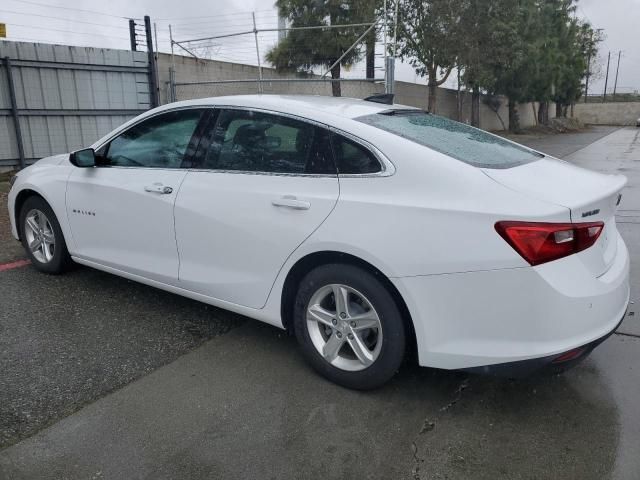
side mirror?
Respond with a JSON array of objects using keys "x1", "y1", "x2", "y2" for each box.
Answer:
[{"x1": 70, "y1": 148, "x2": 96, "y2": 168}]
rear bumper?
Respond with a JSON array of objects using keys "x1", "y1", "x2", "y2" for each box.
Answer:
[
  {"x1": 392, "y1": 232, "x2": 630, "y2": 370},
  {"x1": 461, "y1": 309, "x2": 626, "y2": 377}
]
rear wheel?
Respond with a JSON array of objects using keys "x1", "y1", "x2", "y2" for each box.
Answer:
[
  {"x1": 19, "y1": 196, "x2": 72, "y2": 274},
  {"x1": 294, "y1": 264, "x2": 406, "y2": 390}
]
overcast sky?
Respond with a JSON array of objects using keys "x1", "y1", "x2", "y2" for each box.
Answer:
[{"x1": 1, "y1": 0, "x2": 638, "y2": 95}]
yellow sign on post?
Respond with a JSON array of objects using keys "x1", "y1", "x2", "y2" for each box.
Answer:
[{"x1": 0, "y1": 24, "x2": 6, "y2": 38}]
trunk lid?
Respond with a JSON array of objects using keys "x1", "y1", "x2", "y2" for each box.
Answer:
[{"x1": 483, "y1": 157, "x2": 626, "y2": 276}]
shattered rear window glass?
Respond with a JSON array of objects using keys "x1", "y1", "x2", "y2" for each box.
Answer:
[{"x1": 357, "y1": 111, "x2": 543, "y2": 169}]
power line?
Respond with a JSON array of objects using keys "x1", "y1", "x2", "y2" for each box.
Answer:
[
  {"x1": 0, "y1": 8, "x2": 130, "y2": 30},
  {"x1": 167, "y1": 20, "x2": 271, "y2": 30},
  {"x1": 165, "y1": 17, "x2": 277, "y2": 29},
  {"x1": 156, "y1": 9, "x2": 276, "y2": 22},
  {"x1": 6, "y1": 0, "x2": 139, "y2": 20}
]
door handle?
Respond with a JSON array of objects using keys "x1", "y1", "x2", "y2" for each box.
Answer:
[
  {"x1": 144, "y1": 183, "x2": 173, "y2": 194},
  {"x1": 272, "y1": 195, "x2": 310, "y2": 210}
]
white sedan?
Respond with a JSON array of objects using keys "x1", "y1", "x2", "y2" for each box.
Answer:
[{"x1": 7, "y1": 95, "x2": 630, "y2": 389}]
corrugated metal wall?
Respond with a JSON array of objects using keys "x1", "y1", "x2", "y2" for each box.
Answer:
[{"x1": 0, "y1": 42, "x2": 150, "y2": 167}]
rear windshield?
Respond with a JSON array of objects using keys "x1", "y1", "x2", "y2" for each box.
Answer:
[{"x1": 357, "y1": 111, "x2": 543, "y2": 169}]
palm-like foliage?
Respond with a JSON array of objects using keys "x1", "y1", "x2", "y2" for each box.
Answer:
[{"x1": 266, "y1": 0, "x2": 375, "y2": 96}]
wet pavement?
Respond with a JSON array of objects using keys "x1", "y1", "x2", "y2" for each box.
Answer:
[{"x1": 0, "y1": 127, "x2": 639, "y2": 479}]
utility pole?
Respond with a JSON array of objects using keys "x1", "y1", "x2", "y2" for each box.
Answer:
[
  {"x1": 602, "y1": 51, "x2": 611, "y2": 102},
  {"x1": 585, "y1": 28, "x2": 603, "y2": 103},
  {"x1": 128, "y1": 19, "x2": 137, "y2": 51},
  {"x1": 612, "y1": 50, "x2": 621, "y2": 99},
  {"x1": 144, "y1": 15, "x2": 159, "y2": 108},
  {"x1": 584, "y1": 51, "x2": 591, "y2": 102}
]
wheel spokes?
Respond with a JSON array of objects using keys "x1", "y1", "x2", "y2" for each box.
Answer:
[
  {"x1": 349, "y1": 312, "x2": 380, "y2": 331},
  {"x1": 307, "y1": 283, "x2": 383, "y2": 371},
  {"x1": 37, "y1": 212, "x2": 47, "y2": 230},
  {"x1": 41, "y1": 241, "x2": 52, "y2": 261},
  {"x1": 307, "y1": 303, "x2": 335, "y2": 327},
  {"x1": 42, "y1": 230, "x2": 55, "y2": 244},
  {"x1": 332, "y1": 285, "x2": 350, "y2": 317},
  {"x1": 26, "y1": 217, "x2": 39, "y2": 235},
  {"x1": 347, "y1": 332, "x2": 375, "y2": 367},
  {"x1": 28, "y1": 237, "x2": 42, "y2": 252},
  {"x1": 24, "y1": 209, "x2": 55, "y2": 264},
  {"x1": 322, "y1": 333, "x2": 345, "y2": 362}
]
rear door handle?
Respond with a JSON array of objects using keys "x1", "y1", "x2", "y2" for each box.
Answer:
[
  {"x1": 272, "y1": 195, "x2": 310, "y2": 210},
  {"x1": 144, "y1": 183, "x2": 173, "y2": 194}
]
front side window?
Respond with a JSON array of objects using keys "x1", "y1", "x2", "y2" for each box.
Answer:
[
  {"x1": 357, "y1": 111, "x2": 542, "y2": 169},
  {"x1": 202, "y1": 109, "x2": 335, "y2": 175},
  {"x1": 104, "y1": 109, "x2": 203, "y2": 168}
]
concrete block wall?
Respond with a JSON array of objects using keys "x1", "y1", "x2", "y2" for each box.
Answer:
[{"x1": 572, "y1": 102, "x2": 640, "y2": 126}]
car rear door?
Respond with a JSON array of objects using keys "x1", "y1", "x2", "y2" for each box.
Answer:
[
  {"x1": 174, "y1": 108, "x2": 339, "y2": 309},
  {"x1": 66, "y1": 108, "x2": 209, "y2": 284}
]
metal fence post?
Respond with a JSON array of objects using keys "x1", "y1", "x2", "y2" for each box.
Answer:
[
  {"x1": 169, "y1": 66, "x2": 177, "y2": 102},
  {"x1": 144, "y1": 16, "x2": 160, "y2": 108},
  {"x1": 3, "y1": 56, "x2": 26, "y2": 170},
  {"x1": 252, "y1": 12, "x2": 264, "y2": 94},
  {"x1": 129, "y1": 19, "x2": 137, "y2": 51},
  {"x1": 385, "y1": 57, "x2": 395, "y2": 94}
]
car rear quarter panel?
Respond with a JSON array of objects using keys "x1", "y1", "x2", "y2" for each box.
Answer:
[
  {"x1": 310, "y1": 139, "x2": 570, "y2": 278},
  {"x1": 261, "y1": 137, "x2": 574, "y2": 337}
]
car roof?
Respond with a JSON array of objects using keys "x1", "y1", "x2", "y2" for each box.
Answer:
[
  {"x1": 160, "y1": 94, "x2": 418, "y2": 121},
  {"x1": 91, "y1": 95, "x2": 419, "y2": 151}
]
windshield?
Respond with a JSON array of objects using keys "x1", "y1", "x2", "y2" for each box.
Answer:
[{"x1": 357, "y1": 111, "x2": 543, "y2": 169}]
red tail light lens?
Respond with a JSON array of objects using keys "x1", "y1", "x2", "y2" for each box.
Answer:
[
  {"x1": 495, "y1": 221, "x2": 604, "y2": 266},
  {"x1": 552, "y1": 347, "x2": 586, "y2": 363}
]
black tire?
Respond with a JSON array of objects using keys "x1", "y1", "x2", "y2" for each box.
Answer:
[
  {"x1": 293, "y1": 263, "x2": 406, "y2": 390},
  {"x1": 19, "y1": 195, "x2": 72, "y2": 274}
]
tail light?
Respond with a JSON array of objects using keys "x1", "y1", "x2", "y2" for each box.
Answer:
[
  {"x1": 552, "y1": 347, "x2": 586, "y2": 363},
  {"x1": 495, "y1": 221, "x2": 604, "y2": 266}
]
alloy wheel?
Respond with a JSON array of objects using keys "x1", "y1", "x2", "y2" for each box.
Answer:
[
  {"x1": 306, "y1": 284, "x2": 383, "y2": 371},
  {"x1": 24, "y1": 209, "x2": 56, "y2": 264}
]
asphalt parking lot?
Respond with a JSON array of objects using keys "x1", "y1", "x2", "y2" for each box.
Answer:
[{"x1": 1, "y1": 125, "x2": 639, "y2": 479}]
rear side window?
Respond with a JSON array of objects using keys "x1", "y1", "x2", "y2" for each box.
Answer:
[
  {"x1": 357, "y1": 111, "x2": 542, "y2": 169},
  {"x1": 202, "y1": 109, "x2": 335, "y2": 175},
  {"x1": 331, "y1": 134, "x2": 381, "y2": 174}
]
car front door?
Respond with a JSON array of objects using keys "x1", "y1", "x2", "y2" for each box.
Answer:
[
  {"x1": 66, "y1": 108, "x2": 208, "y2": 284},
  {"x1": 174, "y1": 108, "x2": 340, "y2": 309}
]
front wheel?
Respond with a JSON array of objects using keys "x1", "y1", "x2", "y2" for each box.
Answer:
[
  {"x1": 294, "y1": 264, "x2": 406, "y2": 390},
  {"x1": 19, "y1": 196, "x2": 72, "y2": 274}
]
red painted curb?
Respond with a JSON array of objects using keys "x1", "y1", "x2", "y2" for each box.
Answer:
[{"x1": 0, "y1": 259, "x2": 31, "y2": 272}]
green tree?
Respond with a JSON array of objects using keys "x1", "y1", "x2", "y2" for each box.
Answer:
[
  {"x1": 552, "y1": 19, "x2": 601, "y2": 116},
  {"x1": 456, "y1": 0, "x2": 519, "y2": 126},
  {"x1": 478, "y1": 0, "x2": 537, "y2": 132},
  {"x1": 391, "y1": 0, "x2": 459, "y2": 113},
  {"x1": 525, "y1": 0, "x2": 577, "y2": 124},
  {"x1": 266, "y1": 0, "x2": 372, "y2": 97}
]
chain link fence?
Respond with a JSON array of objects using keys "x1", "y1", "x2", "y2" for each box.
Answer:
[
  {"x1": 166, "y1": 10, "x2": 391, "y2": 102},
  {"x1": 584, "y1": 93, "x2": 640, "y2": 103}
]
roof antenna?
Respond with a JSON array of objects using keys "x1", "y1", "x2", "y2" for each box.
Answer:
[{"x1": 364, "y1": 93, "x2": 394, "y2": 105}]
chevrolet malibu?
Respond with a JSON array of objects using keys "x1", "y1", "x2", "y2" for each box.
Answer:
[{"x1": 8, "y1": 95, "x2": 630, "y2": 389}]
